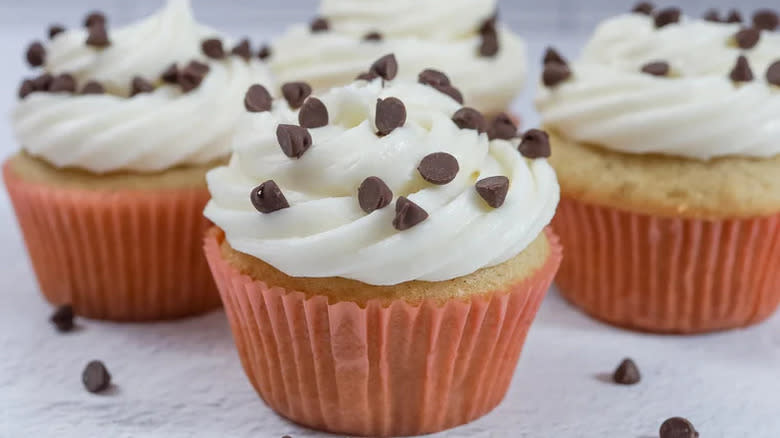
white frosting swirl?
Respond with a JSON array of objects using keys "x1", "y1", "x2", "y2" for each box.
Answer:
[
  {"x1": 12, "y1": 0, "x2": 276, "y2": 173},
  {"x1": 270, "y1": 0, "x2": 526, "y2": 115},
  {"x1": 536, "y1": 13, "x2": 780, "y2": 160},
  {"x1": 204, "y1": 80, "x2": 559, "y2": 286}
]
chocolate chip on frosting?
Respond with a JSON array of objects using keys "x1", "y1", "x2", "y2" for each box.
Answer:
[
  {"x1": 244, "y1": 84, "x2": 272, "y2": 112},
  {"x1": 358, "y1": 177, "x2": 393, "y2": 214},
  {"x1": 257, "y1": 44, "x2": 272, "y2": 61},
  {"x1": 703, "y1": 9, "x2": 721, "y2": 22},
  {"x1": 479, "y1": 29, "x2": 499, "y2": 57},
  {"x1": 452, "y1": 107, "x2": 487, "y2": 133},
  {"x1": 766, "y1": 60, "x2": 780, "y2": 86},
  {"x1": 393, "y1": 197, "x2": 428, "y2": 231},
  {"x1": 231, "y1": 39, "x2": 252, "y2": 61},
  {"x1": 161, "y1": 63, "x2": 179, "y2": 83},
  {"x1": 475, "y1": 176, "x2": 509, "y2": 208},
  {"x1": 729, "y1": 55, "x2": 754, "y2": 83},
  {"x1": 282, "y1": 82, "x2": 313, "y2": 109},
  {"x1": 276, "y1": 124, "x2": 312, "y2": 158},
  {"x1": 654, "y1": 7, "x2": 681, "y2": 28},
  {"x1": 310, "y1": 17, "x2": 329, "y2": 33},
  {"x1": 25, "y1": 41, "x2": 45, "y2": 67},
  {"x1": 543, "y1": 47, "x2": 567, "y2": 66},
  {"x1": 418, "y1": 69, "x2": 464, "y2": 103},
  {"x1": 48, "y1": 25, "x2": 65, "y2": 40},
  {"x1": 370, "y1": 54, "x2": 398, "y2": 81},
  {"x1": 478, "y1": 11, "x2": 498, "y2": 35},
  {"x1": 488, "y1": 113, "x2": 518, "y2": 140},
  {"x1": 84, "y1": 11, "x2": 106, "y2": 28},
  {"x1": 375, "y1": 97, "x2": 407, "y2": 136},
  {"x1": 518, "y1": 129, "x2": 551, "y2": 159},
  {"x1": 418, "y1": 152, "x2": 459, "y2": 185},
  {"x1": 726, "y1": 9, "x2": 743, "y2": 24},
  {"x1": 131, "y1": 76, "x2": 154, "y2": 96},
  {"x1": 32, "y1": 73, "x2": 53, "y2": 91},
  {"x1": 18, "y1": 79, "x2": 35, "y2": 99},
  {"x1": 753, "y1": 9, "x2": 779, "y2": 31},
  {"x1": 202, "y1": 38, "x2": 225, "y2": 59},
  {"x1": 659, "y1": 417, "x2": 699, "y2": 438},
  {"x1": 49, "y1": 74, "x2": 76, "y2": 93},
  {"x1": 86, "y1": 22, "x2": 110, "y2": 47},
  {"x1": 542, "y1": 63, "x2": 571, "y2": 87},
  {"x1": 81, "y1": 80, "x2": 105, "y2": 95},
  {"x1": 734, "y1": 27, "x2": 761, "y2": 49},
  {"x1": 631, "y1": 2, "x2": 654, "y2": 15},
  {"x1": 356, "y1": 71, "x2": 379, "y2": 81},
  {"x1": 178, "y1": 60, "x2": 210, "y2": 92},
  {"x1": 641, "y1": 61, "x2": 670, "y2": 76},
  {"x1": 363, "y1": 31, "x2": 383, "y2": 42},
  {"x1": 299, "y1": 97, "x2": 329, "y2": 129},
  {"x1": 250, "y1": 180, "x2": 290, "y2": 214}
]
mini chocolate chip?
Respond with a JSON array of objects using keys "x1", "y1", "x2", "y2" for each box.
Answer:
[
  {"x1": 488, "y1": 113, "x2": 518, "y2": 140},
  {"x1": 475, "y1": 176, "x2": 509, "y2": 208},
  {"x1": 393, "y1": 197, "x2": 428, "y2": 231},
  {"x1": 356, "y1": 71, "x2": 379, "y2": 81},
  {"x1": 418, "y1": 152, "x2": 459, "y2": 185},
  {"x1": 703, "y1": 9, "x2": 721, "y2": 22},
  {"x1": 231, "y1": 39, "x2": 252, "y2": 61},
  {"x1": 310, "y1": 17, "x2": 329, "y2": 32},
  {"x1": 543, "y1": 47, "x2": 567, "y2": 66},
  {"x1": 48, "y1": 25, "x2": 65, "y2": 40},
  {"x1": 660, "y1": 417, "x2": 699, "y2": 438},
  {"x1": 358, "y1": 176, "x2": 393, "y2": 214},
  {"x1": 612, "y1": 358, "x2": 641, "y2": 385},
  {"x1": 478, "y1": 11, "x2": 498, "y2": 35},
  {"x1": 479, "y1": 29, "x2": 499, "y2": 57},
  {"x1": 258, "y1": 44, "x2": 272, "y2": 60},
  {"x1": 84, "y1": 12, "x2": 106, "y2": 28},
  {"x1": 452, "y1": 107, "x2": 487, "y2": 133},
  {"x1": 282, "y1": 82, "x2": 312, "y2": 109},
  {"x1": 730, "y1": 55, "x2": 754, "y2": 83},
  {"x1": 299, "y1": 97, "x2": 329, "y2": 128},
  {"x1": 363, "y1": 31, "x2": 382, "y2": 41},
  {"x1": 518, "y1": 129, "x2": 551, "y2": 159},
  {"x1": 161, "y1": 63, "x2": 179, "y2": 83},
  {"x1": 375, "y1": 97, "x2": 407, "y2": 136},
  {"x1": 370, "y1": 54, "x2": 398, "y2": 80},
  {"x1": 767, "y1": 61, "x2": 780, "y2": 86},
  {"x1": 631, "y1": 2, "x2": 654, "y2": 15},
  {"x1": 726, "y1": 9, "x2": 743, "y2": 24},
  {"x1": 202, "y1": 38, "x2": 225, "y2": 59},
  {"x1": 50, "y1": 305, "x2": 75, "y2": 332},
  {"x1": 641, "y1": 61, "x2": 669, "y2": 76},
  {"x1": 86, "y1": 23, "x2": 110, "y2": 47},
  {"x1": 18, "y1": 79, "x2": 35, "y2": 99},
  {"x1": 131, "y1": 76, "x2": 154, "y2": 97},
  {"x1": 654, "y1": 8, "x2": 681, "y2": 28},
  {"x1": 734, "y1": 27, "x2": 761, "y2": 49},
  {"x1": 178, "y1": 60, "x2": 210, "y2": 92},
  {"x1": 250, "y1": 180, "x2": 290, "y2": 213},
  {"x1": 542, "y1": 63, "x2": 571, "y2": 87},
  {"x1": 436, "y1": 85, "x2": 464, "y2": 104},
  {"x1": 276, "y1": 124, "x2": 312, "y2": 158},
  {"x1": 753, "y1": 9, "x2": 779, "y2": 31},
  {"x1": 26, "y1": 41, "x2": 45, "y2": 67},
  {"x1": 81, "y1": 80, "x2": 105, "y2": 95},
  {"x1": 32, "y1": 73, "x2": 53, "y2": 91},
  {"x1": 49, "y1": 74, "x2": 76, "y2": 93},
  {"x1": 419, "y1": 69, "x2": 450, "y2": 87},
  {"x1": 244, "y1": 84, "x2": 273, "y2": 112},
  {"x1": 82, "y1": 360, "x2": 111, "y2": 393}
]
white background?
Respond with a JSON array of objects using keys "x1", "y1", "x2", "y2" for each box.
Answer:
[{"x1": 1, "y1": 1, "x2": 780, "y2": 437}]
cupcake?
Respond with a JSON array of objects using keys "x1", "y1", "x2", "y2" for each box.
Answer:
[
  {"x1": 267, "y1": 0, "x2": 526, "y2": 119},
  {"x1": 204, "y1": 57, "x2": 560, "y2": 436},
  {"x1": 5, "y1": 0, "x2": 275, "y2": 321},
  {"x1": 536, "y1": 5, "x2": 780, "y2": 333}
]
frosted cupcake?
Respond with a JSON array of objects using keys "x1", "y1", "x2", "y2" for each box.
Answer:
[
  {"x1": 204, "y1": 57, "x2": 560, "y2": 436},
  {"x1": 5, "y1": 0, "x2": 275, "y2": 321},
  {"x1": 536, "y1": 5, "x2": 780, "y2": 333},
  {"x1": 268, "y1": 0, "x2": 526, "y2": 119}
]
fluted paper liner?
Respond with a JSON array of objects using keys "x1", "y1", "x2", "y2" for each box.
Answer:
[
  {"x1": 553, "y1": 197, "x2": 780, "y2": 334},
  {"x1": 204, "y1": 228, "x2": 561, "y2": 437},
  {"x1": 3, "y1": 161, "x2": 221, "y2": 321}
]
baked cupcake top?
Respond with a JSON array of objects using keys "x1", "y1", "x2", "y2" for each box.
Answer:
[
  {"x1": 536, "y1": 5, "x2": 780, "y2": 161},
  {"x1": 13, "y1": 0, "x2": 275, "y2": 174},
  {"x1": 205, "y1": 56, "x2": 558, "y2": 286},
  {"x1": 268, "y1": 0, "x2": 526, "y2": 116}
]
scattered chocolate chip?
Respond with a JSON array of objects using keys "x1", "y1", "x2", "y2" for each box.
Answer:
[
  {"x1": 542, "y1": 63, "x2": 571, "y2": 87},
  {"x1": 25, "y1": 41, "x2": 45, "y2": 67},
  {"x1": 734, "y1": 27, "x2": 761, "y2": 49},
  {"x1": 363, "y1": 31, "x2": 382, "y2": 41},
  {"x1": 543, "y1": 47, "x2": 567, "y2": 66},
  {"x1": 479, "y1": 29, "x2": 499, "y2": 57},
  {"x1": 48, "y1": 25, "x2": 65, "y2": 40},
  {"x1": 310, "y1": 17, "x2": 329, "y2": 32},
  {"x1": 452, "y1": 107, "x2": 487, "y2": 133},
  {"x1": 276, "y1": 124, "x2": 312, "y2": 158},
  {"x1": 370, "y1": 54, "x2": 398, "y2": 81},
  {"x1": 358, "y1": 177, "x2": 393, "y2": 213},
  {"x1": 18, "y1": 79, "x2": 35, "y2": 99},
  {"x1": 418, "y1": 152, "x2": 459, "y2": 185},
  {"x1": 250, "y1": 180, "x2": 290, "y2": 213},
  {"x1": 375, "y1": 97, "x2": 406, "y2": 136},
  {"x1": 178, "y1": 60, "x2": 210, "y2": 92},
  {"x1": 83, "y1": 12, "x2": 106, "y2": 28},
  {"x1": 231, "y1": 39, "x2": 252, "y2": 61},
  {"x1": 726, "y1": 9, "x2": 743, "y2": 24},
  {"x1": 81, "y1": 80, "x2": 105, "y2": 95},
  {"x1": 703, "y1": 9, "x2": 721, "y2": 22},
  {"x1": 258, "y1": 44, "x2": 272, "y2": 60},
  {"x1": 50, "y1": 305, "x2": 75, "y2": 332},
  {"x1": 475, "y1": 176, "x2": 509, "y2": 208},
  {"x1": 753, "y1": 9, "x2": 779, "y2": 31},
  {"x1": 729, "y1": 55, "x2": 754, "y2": 82},
  {"x1": 32, "y1": 73, "x2": 53, "y2": 91},
  {"x1": 436, "y1": 85, "x2": 464, "y2": 104},
  {"x1": 85, "y1": 23, "x2": 110, "y2": 47},
  {"x1": 392, "y1": 197, "x2": 428, "y2": 231},
  {"x1": 202, "y1": 38, "x2": 225, "y2": 59},
  {"x1": 82, "y1": 360, "x2": 111, "y2": 393},
  {"x1": 282, "y1": 82, "x2": 312, "y2": 109},
  {"x1": 299, "y1": 97, "x2": 329, "y2": 129},
  {"x1": 654, "y1": 8, "x2": 681, "y2": 28},
  {"x1": 49, "y1": 74, "x2": 76, "y2": 93},
  {"x1": 518, "y1": 129, "x2": 551, "y2": 159},
  {"x1": 631, "y1": 2, "x2": 654, "y2": 15},
  {"x1": 488, "y1": 113, "x2": 518, "y2": 140},
  {"x1": 612, "y1": 358, "x2": 641, "y2": 385},
  {"x1": 356, "y1": 71, "x2": 379, "y2": 81},
  {"x1": 244, "y1": 84, "x2": 272, "y2": 112},
  {"x1": 130, "y1": 76, "x2": 154, "y2": 97},
  {"x1": 767, "y1": 60, "x2": 780, "y2": 86},
  {"x1": 419, "y1": 69, "x2": 450, "y2": 87},
  {"x1": 478, "y1": 11, "x2": 498, "y2": 35},
  {"x1": 659, "y1": 417, "x2": 699, "y2": 438},
  {"x1": 641, "y1": 61, "x2": 670, "y2": 76},
  {"x1": 161, "y1": 63, "x2": 179, "y2": 83}
]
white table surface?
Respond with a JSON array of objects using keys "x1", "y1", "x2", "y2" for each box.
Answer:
[{"x1": 1, "y1": 26, "x2": 780, "y2": 438}]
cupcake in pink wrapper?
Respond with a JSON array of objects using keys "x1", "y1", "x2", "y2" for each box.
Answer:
[{"x1": 204, "y1": 56, "x2": 561, "y2": 436}]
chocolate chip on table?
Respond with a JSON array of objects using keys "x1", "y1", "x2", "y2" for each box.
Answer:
[
  {"x1": 49, "y1": 74, "x2": 76, "y2": 93},
  {"x1": 393, "y1": 197, "x2": 428, "y2": 231},
  {"x1": 418, "y1": 152, "x2": 459, "y2": 185},
  {"x1": 729, "y1": 55, "x2": 754, "y2": 83},
  {"x1": 161, "y1": 63, "x2": 179, "y2": 84},
  {"x1": 130, "y1": 76, "x2": 154, "y2": 96},
  {"x1": 452, "y1": 107, "x2": 487, "y2": 133},
  {"x1": 82, "y1": 360, "x2": 111, "y2": 393},
  {"x1": 475, "y1": 176, "x2": 509, "y2": 208},
  {"x1": 518, "y1": 129, "x2": 551, "y2": 159},
  {"x1": 178, "y1": 60, "x2": 210, "y2": 92},
  {"x1": 659, "y1": 417, "x2": 699, "y2": 438},
  {"x1": 81, "y1": 81, "x2": 105, "y2": 95},
  {"x1": 370, "y1": 54, "x2": 398, "y2": 81},
  {"x1": 726, "y1": 9, "x2": 743, "y2": 24},
  {"x1": 86, "y1": 23, "x2": 110, "y2": 47},
  {"x1": 543, "y1": 47, "x2": 567, "y2": 66},
  {"x1": 753, "y1": 9, "x2": 779, "y2": 31},
  {"x1": 542, "y1": 63, "x2": 571, "y2": 87},
  {"x1": 32, "y1": 73, "x2": 53, "y2": 91},
  {"x1": 18, "y1": 79, "x2": 35, "y2": 99},
  {"x1": 479, "y1": 29, "x2": 499, "y2": 57},
  {"x1": 612, "y1": 358, "x2": 641, "y2": 385},
  {"x1": 244, "y1": 84, "x2": 273, "y2": 112},
  {"x1": 48, "y1": 24, "x2": 65, "y2": 39},
  {"x1": 654, "y1": 8, "x2": 681, "y2": 28},
  {"x1": 375, "y1": 97, "x2": 407, "y2": 136},
  {"x1": 363, "y1": 31, "x2": 382, "y2": 42},
  {"x1": 631, "y1": 2, "x2": 654, "y2": 15},
  {"x1": 358, "y1": 176, "x2": 393, "y2": 214},
  {"x1": 231, "y1": 39, "x2": 252, "y2": 61},
  {"x1": 767, "y1": 61, "x2": 780, "y2": 87},
  {"x1": 258, "y1": 44, "x2": 272, "y2": 61},
  {"x1": 310, "y1": 17, "x2": 329, "y2": 33},
  {"x1": 641, "y1": 61, "x2": 670, "y2": 77},
  {"x1": 84, "y1": 11, "x2": 106, "y2": 28},
  {"x1": 276, "y1": 124, "x2": 312, "y2": 158},
  {"x1": 488, "y1": 113, "x2": 518, "y2": 140},
  {"x1": 50, "y1": 305, "x2": 75, "y2": 332},
  {"x1": 250, "y1": 180, "x2": 290, "y2": 213},
  {"x1": 202, "y1": 38, "x2": 225, "y2": 59},
  {"x1": 703, "y1": 9, "x2": 721, "y2": 22},
  {"x1": 299, "y1": 97, "x2": 329, "y2": 129},
  {"x1": 282, "y1": 82, "x2": 313, "y2": 109},
  {"x1": 25, "y1": 41, "x2": 45, "y2": 67},
  {"x1": 734, "y1": 27, "x2": 761, "y2": 49}
]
